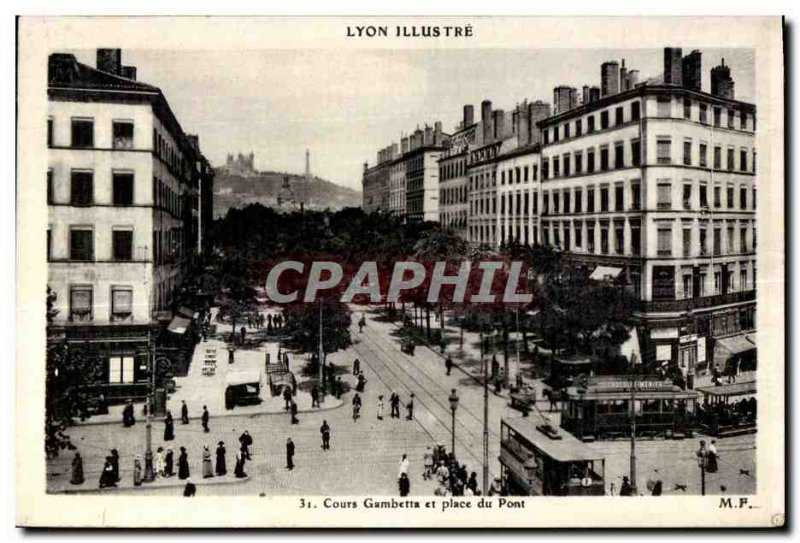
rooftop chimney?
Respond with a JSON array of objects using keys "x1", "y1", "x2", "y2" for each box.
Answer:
[
  {"x1": 481, "y1": 100, "x2": 493, "y2": 143},
  {"x1": 710, "y1": 58, "x2": 735, "y2": 99},
  {"x1": 463, "y1": 104, "x2": 475, "y2": 128},
  {"x1": 664, "y1": 47, "x2": 683, "y2": 86},
  {"x1": 120, "y1": 66, "x2": 137, "y2": 81},
  {"x1": 601, "y1": 61, "x2": 620, "y2": 97},
  {"x1": 682, "y1": 50, "x2": 702, "y2": 92},
  {"x1": 493, "y1": 110, "x2": 506, "y2": 139},
  {"x1": 434, "y1": 121, "x2": 443, "y2": 146},
  {"x1": 401, "y1": 137, "x2": 409, "y2": 154},
  {"x1": 528, "y1": 100, "x2": 551, "y2": 144},
  {"x1": 96, "y1": 48, "x2": 122, "y2": 75}
]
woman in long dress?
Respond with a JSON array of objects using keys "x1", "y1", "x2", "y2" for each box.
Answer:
[
  {"x1": 155, "y1": 447, "x2": 165, "y2": 478},
  {"x1": 133, "y1": 455, "x2": 143, "y2": 486},
  {"x1": 164, "y1": 411, "x2": 175, "y2": 441},
  {"x1": 215, "y1": 442, "x2": 227, "y2": 476},
  {"x1": 706, "y1": 440, "x2": 719, "y2": 473},
  {"x1": 164, "y1": 448, "x2": 174, "y2": 477},
  {"x1": 70, "y1": 452, "x2": 84, "y2": 485},
  {"x1": 178, "y1": 446, "x2": 190, "y2": 480},
  {"x1": 376, "y1": 396, "x2": 384, "y2": 420},
  {"x1": 99, "y1": 458, "x2": 116, "y2": 488},
  {"x1": 202, "y1": 446, "x2": 214, "y2": 478},
  {"x1": 234, "y1": 451, "x2": 247, "y2": 478}
]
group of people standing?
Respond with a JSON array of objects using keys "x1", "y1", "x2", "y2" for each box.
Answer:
[{"x1": 376, "y1": 391, "x2": 414, "y2": 421}]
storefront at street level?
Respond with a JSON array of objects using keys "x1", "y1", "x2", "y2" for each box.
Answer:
[
  {"x1": 635, "y1": 290, "x2": 756, "y2": 386},
  {"x1": 560, "y1": 375, "x2": 700, "y2": 441},
  {"x1": 47, "y1": 313, "x2": 199, "y2": 405}
]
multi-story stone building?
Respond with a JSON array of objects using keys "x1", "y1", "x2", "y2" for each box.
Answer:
[
  {"x1": 46, "y1": 49, "x2": 213, "y2": 398},
  {"x1": 438, "y1": 106, "x2": 477, "y2": 238},
  {"x1": 362, "y1": 122, "x2": 448, "y2": 222},
  {"x1": 537, "y1": 48, "x2": 756, "y2": 381},
  {"x1": 362, "y1": 144, "x2": 395, "y2": 213},
  {"x1": 495, "y1": 100, "x2": 550, "y2": 247}
]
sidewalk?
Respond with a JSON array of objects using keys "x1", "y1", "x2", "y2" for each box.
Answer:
[
  {"x1": 76, "y1": 307, "x2": 343, "y2": 427},
  {"x1": 50, "y1": 471, "x2": 252, "y2": 495}
]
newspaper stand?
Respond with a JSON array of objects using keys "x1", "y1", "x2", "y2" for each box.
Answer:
[{"x1": 202, "y1": 348, "x2": 217, "y2": 376}]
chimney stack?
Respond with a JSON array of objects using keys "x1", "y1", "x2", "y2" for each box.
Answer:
[
  {"x1": 601, "y1": 61, "x2": 620, "y2": 97},
  {"x1": 627, "y1": 70, "x2": 640, "y2": 89},
  {"x1": 434, "y1": 121, "x2": 443, "y2": 146},
  {"x1": 96, "y1": 48, "x2": 122, "y2": 75},
  {"x1": 528, "y1": 101, "x2": 551, "y2": 145},
  {"x1": 481, "y1": 100, "x2": 493, "y2": 143},
  {"x1": 682, "y1": 50, "x2": 702, "y2": 92},
  {"x1": 516, "y1": 101, "x2": 530, "y2": 146},
  {"x1": 120, "y1": 66, "x2": 137, "y2": 80},
  {"x1": 620, "y1": 59, "x2": 628, "y2": 91},
  {"x1": 463, "y1": 104, "x2": 475, "y2": 128},
  {"x1": 424, "y1": 125, "x2": 433, "y2": 146},
  {"x1": 664, "y1": 47, "x2": 683, "y2": 86},
  {"x1": 401, "y1": 136, "x2": 409, "y2": 154},
  {"x1": 493, "y1": 110, "x2": 506, "y2": 139},
  {"x1": 711, "y1": 58, "x2": 735, "y2": 99}
]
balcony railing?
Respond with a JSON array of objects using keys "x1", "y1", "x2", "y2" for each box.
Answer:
[{"x1": 638, "y1": 289, "x2": 755, "y2": 313}]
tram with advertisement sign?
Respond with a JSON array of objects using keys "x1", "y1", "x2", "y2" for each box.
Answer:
[
  {"x1": 560, "y1": 375, "x2": 700, "y2": 441},
  {"x1": 499, "y1": 416, "x2": 606, "y2": 496}
]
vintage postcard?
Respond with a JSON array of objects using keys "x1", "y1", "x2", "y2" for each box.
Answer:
[{"x1": 16, "y1": 15, "x2": 784, "y2": 528}]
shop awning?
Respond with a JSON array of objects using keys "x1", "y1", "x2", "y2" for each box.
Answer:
[
  {"x1": 167, "y1": 316, "x2": 191, "y2": 334},
  {"x1": 717, "y1": 335, "x2": 757, "y2": 355},
  {"x1": 589, "y1": 266, "x2": 623, "y2": 281},
  {"x1": 696, "y1": 381, "x2": 756, "y2": 397}
]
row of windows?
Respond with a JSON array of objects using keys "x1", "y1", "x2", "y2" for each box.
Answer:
[
  {"x1": 499, "y1": 191, "x2": 537, "y2": 216},
  {"x1": 440, "y1": 158, "x2": 466, "y2": 181},
  {"x1": 64, "y1": 285, "x2": 134, "y2": 322},
  {"x1": 47, "y1": 169, "x2": 135, "y2": 206},
  {"x1": 469, "y1": 169, "x2": 497, "y2": 191},
  {"x1": 48, "y1": 226, "x2": 185, "y2": 264},
  {"x1": 542, "y1": 140, "x2": 641, "y2": 180},
  {"x1": 49, "y1": 227, "x2": 136, "y2": 262},
  {"x1": 439, "y1": 185, "x2": 468, "y2": 206},
  {"x1": 48, "y1": 117, "x2": 134, "y2": 150},
  {"x1": 500, "y1": 164, "x2": 538, "y2": 185},
  {"x1": 543, "y1": 183, "x2": 640, "y2": 215},
  {"x1": 544, "y1": 100, "x2": 642, "y2": 145},
  {"x1": 676, "y1": 97, "x2": 754, "y2": 131},
  {"x1": 655, "y1": 222, "x2": 756, "y2": 257},
  {"x1": 657, "y1": 181, "x2": 756, "y2": 211},
  {"x1": 668, "y1": 138, "x2": 755, "y2": 173},
  {"x1": 153, "y1": 177, "x2": 185, "y2": 218},
  {"x1": 542, "y1": 220, "x2": 641, "y2": 256}
]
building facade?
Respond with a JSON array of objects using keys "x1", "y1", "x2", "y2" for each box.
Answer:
[
  {"x1": 362, "y1": 123, "x2": 448, "y2": 222},
  {"x1": 537, "y1": 49, "x2": 756, "y2": 379},
  {"x1": 47, "y1": 49, "x2": 213, "y2": 398}
]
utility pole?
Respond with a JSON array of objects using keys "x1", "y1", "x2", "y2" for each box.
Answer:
[
  {"x1": 319, "y1": 299, "x2": 325, "y2": 401},
  {"x1": 483, "y1": 325, "x2": 490, "y2": 494},
  {"x1": 629, "y1": 367, "x2": 637, "y2": 495}
]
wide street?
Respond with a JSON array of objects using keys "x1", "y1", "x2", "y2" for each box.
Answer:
[{"x1": 48, "y1": 306, "x2": 755, "y2": 497}]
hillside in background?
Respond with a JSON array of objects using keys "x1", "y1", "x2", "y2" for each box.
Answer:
[{"x1": 213, "y1": 169, "x2": 362, "y2": 218}]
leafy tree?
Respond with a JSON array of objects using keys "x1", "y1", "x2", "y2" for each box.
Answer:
[
  {"x1": 45, "y1": 340, "x2": 103, "y2": 458},
  {"x1": 284, "y1": 299, "x2": 352, "y2": 369}
]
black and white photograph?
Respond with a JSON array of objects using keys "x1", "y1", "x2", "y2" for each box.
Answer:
[{"x1": 14, "y1": 15, "x2": 785, "y2": 528}]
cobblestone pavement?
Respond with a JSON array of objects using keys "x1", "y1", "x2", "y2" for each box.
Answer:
[{"x1": 49, "y1": 306, "x2": 756, "y2": 497}]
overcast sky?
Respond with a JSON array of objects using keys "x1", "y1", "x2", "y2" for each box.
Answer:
[{"x1": 70, "y1": 48, "x2": 754, "y2": 192}]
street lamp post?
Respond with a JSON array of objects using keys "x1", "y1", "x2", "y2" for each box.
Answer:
[
  {"x1": 318, "y1": 299, "x2": 325, "y2": 401},
  {"x1": 697, "y1": 440, "x2": 708, "y2": 496},
  {"x1": 143, "y1": 329, "x2": 155, "y2": 482},
  {"x1": 448, "y1": 389, "x2": 459, "y2": 458}
]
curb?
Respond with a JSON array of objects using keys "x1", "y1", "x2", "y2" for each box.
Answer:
[
  {"x1": 73, "y1": 398, "x2": 345, "y2": 428},
  {"x1": 50, "y1": 473, "x2": 252, "y2": 495}
]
